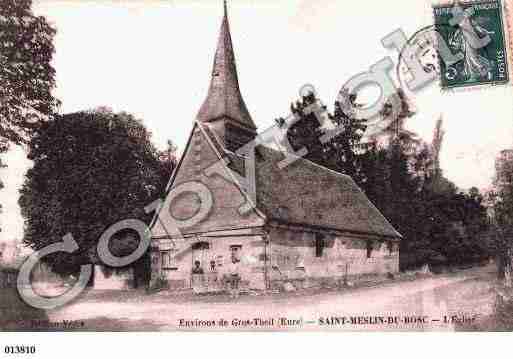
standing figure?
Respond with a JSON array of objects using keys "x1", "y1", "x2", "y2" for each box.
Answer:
[
  {"x1": 192, "y1": 260, "x2": 204, "y2": 275},
  {"x1": 228, "y1": 259, "x2": 240, "y2": 299},
  {"x1": 191, "y1": 260, "x2": 206, "y2": 294},
  {"x1": 449, "y1": 16, "x2": 495, "y2": 81}
]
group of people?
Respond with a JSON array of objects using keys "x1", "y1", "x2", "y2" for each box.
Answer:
[{"x1": 192, "y1": 259, "x2": 241, "y2": 298}]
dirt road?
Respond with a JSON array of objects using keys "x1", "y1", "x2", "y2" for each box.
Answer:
[{"x1": 45, "y1": 266, "x2": 498, "y2": 331}]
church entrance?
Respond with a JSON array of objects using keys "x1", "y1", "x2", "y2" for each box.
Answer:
[
  {"x1": 191, "y1": 241, "x2": 215, "y2": 294},
  {"x1": 191, "y1": 241, "x2": 210, "y2": 274}
]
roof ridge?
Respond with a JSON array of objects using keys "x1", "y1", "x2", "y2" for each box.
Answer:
[{"x1": 258, "y1": 144, "x2": 355, "y2": 182}]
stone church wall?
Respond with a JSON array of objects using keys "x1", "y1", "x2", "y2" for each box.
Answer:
[
  {"x1": 151, "y1": 228, "x2": 399, "y2": 292},
  {"x1": 268, "y1": 227, "x2": 399, "y2": 288},
  {"x1": 154, "y1": 235, "x2": 268, "y2": 291}
]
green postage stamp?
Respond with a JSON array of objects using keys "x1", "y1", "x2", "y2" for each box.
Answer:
[{"x1": 433, "y1": 0, "x2": 510, "y2": 89}]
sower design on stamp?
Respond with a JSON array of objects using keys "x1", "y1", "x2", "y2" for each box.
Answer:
[{"x1": 434, "y1": 0, "x2": 510, "y2": 88}]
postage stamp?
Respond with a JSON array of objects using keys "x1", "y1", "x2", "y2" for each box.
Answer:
[{"x1": 433, "y1": 0, "x2": 510, "y2": 89}]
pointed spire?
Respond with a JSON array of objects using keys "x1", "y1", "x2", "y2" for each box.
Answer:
[{"x1": 196, "y1": 1, "x2": 256, "y2": 130}]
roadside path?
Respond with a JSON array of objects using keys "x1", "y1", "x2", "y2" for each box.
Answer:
[{"x1": 47, "y1": 266, "x2": 497, "y2": 331}]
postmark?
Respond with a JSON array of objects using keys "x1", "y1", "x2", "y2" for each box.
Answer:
[
  {"x1": 397, "y1": 25, "x2": 446, "y2": 91},
  {"x1": 433, "y1": 0, "x2": 510, "y2": 89}
]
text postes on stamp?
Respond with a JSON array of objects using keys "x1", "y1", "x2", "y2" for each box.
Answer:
[{"x1": 434, "y1": 0, "x2": 509, "y2": 89}]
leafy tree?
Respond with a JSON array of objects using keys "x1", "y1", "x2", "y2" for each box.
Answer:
[
  {"x1": 0, "y1": 0, "x2": 59, "y2": 145},
  {"x1": 276, "y1": 93, "x2": 328, "y2": 166},
  {"x1": 361, "y1": 141, "x2": 429, "y2": 269},
  {"x1": 377, "y1": 89, "x2": 419, "y2": 152},
  {"x1": 275, "y1": 88, "x2": 490, "y2": 271},
  {"x1": 276, "y1": 91, "x2": 368, "y2": 186},
  {"x1": 493, "y1": 153, "x2": 513, "y2": 286},
  {"x1": 0, "y1": 140, "x2": 6, "y2": 235},
  {"x1": 0, "y1": 0, "x2": 57, "y2": 236},
  {"x1": 431, "y1": 116, "x2": 445, "y2": 179},
  {"x1": 325, "y1": 96, "x2": 368, "y2": 184},
  {"x1": 372, "y1": 94, "x2": 490, "y2": 269},
  {"x1": 160, "y1": 139, "x2": 178, "y2": 172},
  {"x1": 19, "y1": 109, "x2": 174, "y2": 286}
]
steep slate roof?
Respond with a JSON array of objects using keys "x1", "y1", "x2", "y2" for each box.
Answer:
[
  {"x1": 196, "y1": 1, "x2": 257, "y2": 130},
  {"x1": 253, "y1": 146, "x2": 402, "y2": 239},
  {"x1": 200, "y1": 124, "x2": 402, "y2": 239}
]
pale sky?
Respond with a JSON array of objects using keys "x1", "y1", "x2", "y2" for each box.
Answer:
[{"x1": 1, "y1": 0, "x2": 513, "y2": 242}]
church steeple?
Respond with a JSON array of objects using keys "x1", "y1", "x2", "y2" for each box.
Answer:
[{"x1": 196, "y1": 1, "x2": 257, "y2": 134}]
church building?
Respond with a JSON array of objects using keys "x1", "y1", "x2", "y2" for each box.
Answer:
[{"x1": 149, "y1": 2, "x2": 401, "y2": 293}]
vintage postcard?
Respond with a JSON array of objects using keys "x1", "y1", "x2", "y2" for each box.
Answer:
[{"x1": 2, "y1": 0, "x2": 513, "y2": 344}]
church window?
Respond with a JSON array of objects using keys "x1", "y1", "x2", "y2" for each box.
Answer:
[
  {"x1": 366, "y1": 241, "x2": 374, "y2": 259},
  {"x1": 258, "y1": 253, "x2": 270, "y2": 262},
  {"x1": 387, "y1": 241, "x2": 394, "y2": 255},
  {"x1": 315, "y1": 234, "x2": 325, "y2": 258},
  {"x1": 216, "y1": 255, "x2": 224, "y2": 267},
  {"x1": 161, "y1": 251, "x2": 178, "y2": 270}
]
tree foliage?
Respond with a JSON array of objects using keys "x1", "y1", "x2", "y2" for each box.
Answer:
[
  {"x1": 19, "y1": 110, "x2": 174, "y2": 279},
  {"x1": 0, "y1": 0, "x2": 58, "y2": 236},
  {"x1": 278, "y1": 90, "x2": 490, "y2": 270},
  {"x1": 0, "y1": 0, "x2": 59, "y2": 145},
  {"x1": 277, "y1": 92, "x2": 368, "y2": 185},
  {"x1": 0, "y1": 141, "x2": 6, "y2": 235},
  {"x1": 493, "y1": 152, "x2": 513, "y2": 285}
]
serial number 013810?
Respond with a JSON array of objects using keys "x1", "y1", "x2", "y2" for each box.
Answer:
[{"x1": 4, "y1": 345, "x2": 36, "y2": 355}]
